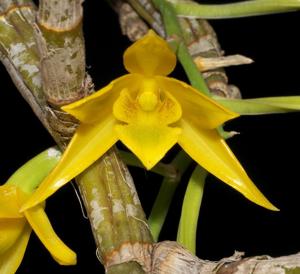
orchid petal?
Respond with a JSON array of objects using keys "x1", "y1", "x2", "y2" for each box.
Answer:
[
  {"x1": 0, "y1": 225, "x2": 31, "y2": 274},
  {"x1": 116, "y1": 124, "x2": 181, "y2": 170},
  {"x1": 178, "y1": 120, "x2": 278, "y2": 211},
  {"x1": 0, "y1": 218, "x2": 26, "y2": 255},
  {"x1": 123, "y1": 30, "x2": 176, "y2": 77},
  {"x1": 156, "y1": 76, "x2": 239, "y2": 128},
  {"x1": 112, "y1": 88, "x2": 139, "y2": 123},
  {"x1": 21, "y1": 118, "x2": 118, "y2": 211},
  {"x1": 24, "y1": 205, "x2": 76, "y2": 265},
  {"x1": 0, "y1": 185, "x2": 22, "y2": 218},
  {"x1": 62, "y1": 74, "x2": 141, "y2": 124}
]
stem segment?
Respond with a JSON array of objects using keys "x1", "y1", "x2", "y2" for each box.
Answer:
[{"x1": 77, "y1": 149, "x2": 153, "y2": 272}]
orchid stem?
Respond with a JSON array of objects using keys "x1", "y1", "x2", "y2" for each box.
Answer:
[
  {"x1": 168, "y1": 0, "x2": 300, "y2": 19},
  {"x1": 77, "y1": 149, "x2": 153, "y2": 271},
  {"x1": 177, "y1": 165, "x2": 207, "y2": 254}
]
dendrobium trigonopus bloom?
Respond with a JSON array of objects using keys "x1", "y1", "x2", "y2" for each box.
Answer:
[
  {"x1": 22, "y1": 30, "x2": 277, "y2": 212},
  {"x1": 0, "y1": 148, "x2": 76, "y2": 274}
]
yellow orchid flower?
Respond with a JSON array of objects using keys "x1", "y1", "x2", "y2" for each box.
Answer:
[
  {"x1": 22, "y1": 30, "x2": 277, "y2": 212},
  {"x1": 0, "y1": 148, "x2": 76, "y2": 274}
]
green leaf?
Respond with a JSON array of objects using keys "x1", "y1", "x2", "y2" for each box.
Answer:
[
  {"x1": 214, "y1": 96, "x2": 300, "y2": 115},
  {"x1": 6, "y1": 147, "x2": 61, "y2": 193}
]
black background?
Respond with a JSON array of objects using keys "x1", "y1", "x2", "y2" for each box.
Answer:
[{"x1": 1, "y1": 1, "x2": 300, "y2": 273}]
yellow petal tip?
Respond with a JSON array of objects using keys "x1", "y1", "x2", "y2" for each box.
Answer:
[
  {"x1": 142, "y1": 160, "x2": 157, "y2": 171},
  {"x1": 263, "y1": 201, "x2": 280, "y2": 212},
  {"x1": 54, "y1": 251, "x2": 77, "y2": 266},
  {"x1": 245, "y1": 190, "x2": 279, "y2": 212}
]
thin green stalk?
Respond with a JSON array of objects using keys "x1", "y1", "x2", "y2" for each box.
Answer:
[
  {"x1": 177, "y1": 165, "x2": 207, "y2": 254},
  {"x1": 148, "y1": 151, "x2": 192, "y2": 241},
  {"x1": 177, "y1": 43, "x2": 210, "y2": 95},
  {"x1": 152, "y1": 0, "x2": 210, "y2": 95},
  {"x1": 168, "y1": 0, "x2": 300, "y2": 19}
]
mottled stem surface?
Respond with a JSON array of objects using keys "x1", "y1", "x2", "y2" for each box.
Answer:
[{"x1": 77, "y1": 149, "x2": 153, "y2": 272}]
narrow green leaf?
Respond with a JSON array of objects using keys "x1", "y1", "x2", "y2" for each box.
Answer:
[
  {"x1": 168, "y1": 0, "x2": 300, "y2": 19},
  {"x1": 214, "y1": 96, "x2": 300, "y2": 115},
  {"x1": 177, "y1": 165, "x2": 207, "y2": 254}
]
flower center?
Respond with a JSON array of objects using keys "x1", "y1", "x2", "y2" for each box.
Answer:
[
  {"x1": 138, "y1": 91, "x2": 158, "y2": 111},
  {"x1": 138, "y1": 79, "x2": 159, "y2": 112}
]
